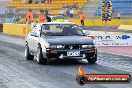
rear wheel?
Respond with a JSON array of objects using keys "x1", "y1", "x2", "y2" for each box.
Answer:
[
  {"x1": 37, "y1": 46, "x2": 47, "y2": 64},
  {"x1": 25, "y1": 44, "x2": 34, "y2": 60}
]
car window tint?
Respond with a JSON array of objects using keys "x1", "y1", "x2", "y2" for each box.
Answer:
[
  {"x1": 30, "y1": 25, "x2": 40, "y2": 36},
  {"x1": 33, "y1": 26, "x2": 37, "y2": 31},
  {"x1": 41, "y1": 24, "x2": 84, "y2": 36},
  {"x1": 73, "y1": 26, "x2": 84, "y2": 35}
]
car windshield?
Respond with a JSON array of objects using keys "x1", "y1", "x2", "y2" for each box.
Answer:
[{"x1": 41, "y1": 24, "x2": 85, "y2": 36}]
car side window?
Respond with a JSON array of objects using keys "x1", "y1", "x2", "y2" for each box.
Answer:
[
  {"x1": 42, "y1": 24, "x2": 51, "y2": 31},
  {"x1": 41, "y1": 25, "x2": 49, "y2": 36},
  {"x1": 33, "y1": 25, "x2": 37, "y2": 31},
  {"x1": 30, "y1": 26, "x2": 39, "y2": 37}
]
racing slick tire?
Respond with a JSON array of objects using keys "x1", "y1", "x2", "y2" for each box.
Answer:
[
  {"x1": 37, "y1": 46, "x2": 47, "y2": 64},
  {"x1": 86, "y1": 51, "x2": 97, "y2": 64},
  {"x1": 25, "y1": 44, "x2": 34, "y2": 60}
]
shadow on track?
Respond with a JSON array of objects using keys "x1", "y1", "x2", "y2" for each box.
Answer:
[{"x1": 32, "y1": 58, "x2": 97, "y2": 66}]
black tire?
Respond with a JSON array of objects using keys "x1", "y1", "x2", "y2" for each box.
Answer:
[
  {"x1": 76, "y1": 75, "x2": 87, "y2": 86},
  {"x1": 37, "y1": 46, "x2": 47, "y2": 64},
  {"x1": 86, "y1": 49, "x2": 97, "y2": 64},
  {"x1": 86, "y1": 53, "x2": 97, "y2": 64},
  {"x1": 25, "y1": 44, "x2": 34, "y2": 60}
]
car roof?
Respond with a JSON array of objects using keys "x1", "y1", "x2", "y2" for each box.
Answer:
[{"x1": 40, "y1": 22, "x2": 75, "y2": 25}]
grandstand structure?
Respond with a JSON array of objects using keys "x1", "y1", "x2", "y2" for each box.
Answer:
[
  {"x1": 0, "y1": 0, "x2": 131, "y2": 22},
  {"x1": 7, "y1": 0, "x2": 87, "y2": 15},
  {"x1": 1, "y1": 0, "x2": 132, "y2": 30},
  {"x1": 6, "y1": 0, "x2": 132, "y2": 19},
  {"x1": 0, "y1": 1, "x2": 9, "y2": 24},
  {"x1": 82, "y1": 0, "x2": 100, "y2": 18}
]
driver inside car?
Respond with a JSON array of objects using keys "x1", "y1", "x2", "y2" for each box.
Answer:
[{"x1": 62, "y1": 27, "x2": 78, "y2": 36}]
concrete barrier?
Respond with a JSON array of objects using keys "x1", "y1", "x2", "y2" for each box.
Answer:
[
  {"x1": 3, "y1": 23, "x2": 31, "y2": 37},
  {"x1": 19, "y1": 18, "x2": 132, "y2": 27},
  {"x1": 3, "y1": 21, "x2": 132, "y2": 37},
  {"x1": 118, "y1": 25, "x2": 132, "y2": 30},
  {"x1": 74, "y1": 19, "x2": 132, "y2": 27}
]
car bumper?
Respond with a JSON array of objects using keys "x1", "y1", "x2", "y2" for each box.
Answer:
[{"x1": 43, "y1": 48, "x2": 97, "y2": 59}]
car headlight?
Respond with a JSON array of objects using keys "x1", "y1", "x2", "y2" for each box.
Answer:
[
  {"x1": 82, "y1": 45, "x2": 89, "y2": 48},
  {"x1": 49, "y1": 45, "x2": 57, "y2": 48},
  {"x1": 82, "y1": 45, "x2": 95, "y2": 48},
  {"x1": 41, "y1": 44, "x2": 49, "y2": 48},
  {"x1": 49, "y1": 45, "x2": 64, "y2": 49},
  {"x1": 88, "y1": 45, "x2": 95, "y2": 48},
  {"x1": 56, "y1": 45, "x2": 64, "y2": 48}
]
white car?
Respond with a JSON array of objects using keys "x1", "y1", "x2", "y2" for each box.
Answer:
[{"x1": 25, "y1": 22, "x2": 97, "y2": 64}]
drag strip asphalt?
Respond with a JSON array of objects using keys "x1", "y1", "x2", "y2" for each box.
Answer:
[{"x1": 0, "y1": 33, "x2": 132, "y2": 88}]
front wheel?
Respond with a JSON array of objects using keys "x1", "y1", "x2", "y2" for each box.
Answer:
[
  {"x1": 86, "y1": 54, "x2": 97, "y2": 64},
  {"x1": 86, "y1": 50, "x2": 97, "y2": 64},
  {"x1": 37, "y1": 46, "x2": 47, "y2": 64},
  {"x1": 25, "y1": 44, "x2": 34, "y2": 60}
]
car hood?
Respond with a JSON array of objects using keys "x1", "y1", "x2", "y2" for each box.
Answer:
[{"x1": 42, "y1": 36, "x2": 93, "y2": 45}]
